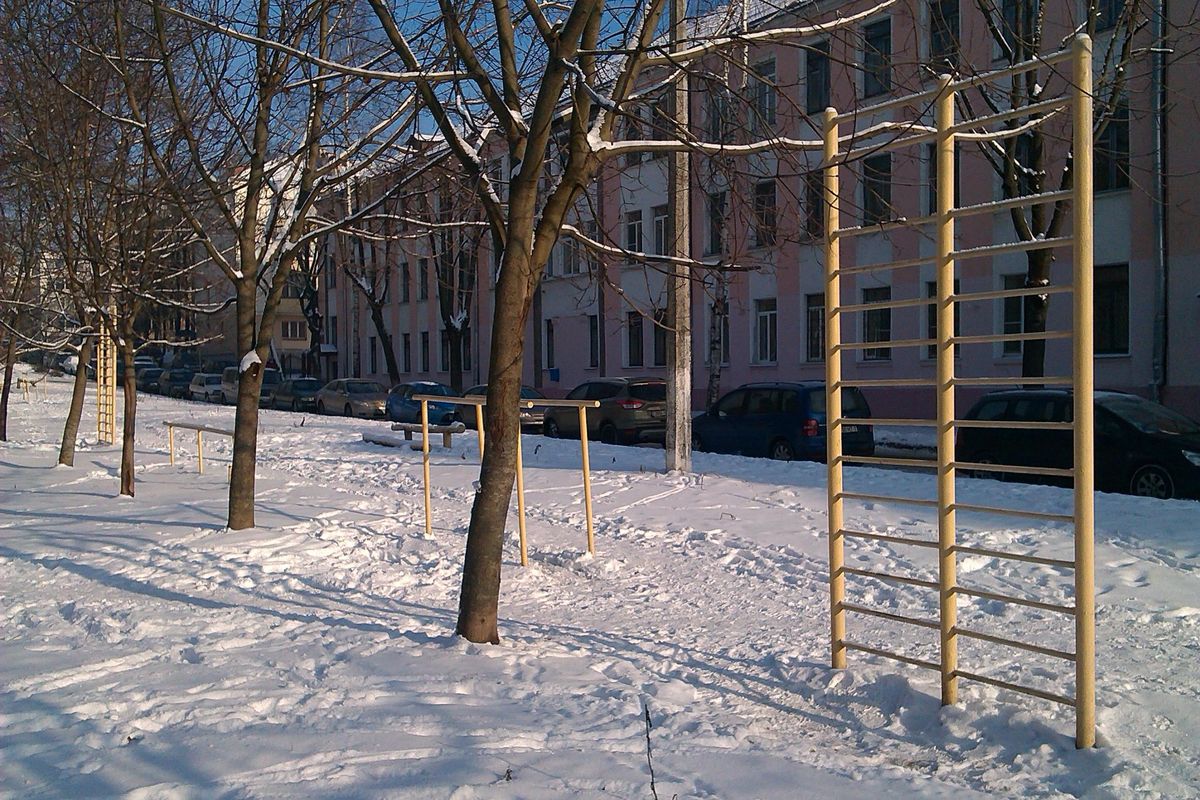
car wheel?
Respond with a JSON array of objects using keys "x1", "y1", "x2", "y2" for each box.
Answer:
[
  {"x1": 544, "y1": 417, "x2": 560, "y2": 438},
  {"x1": 291, "y1": 399, "x2": 299, "y2": 412},
  {"x1": 317, "y1": 401, "x2": 326, "y2": 414},
  {"x1": 692, "y1": 431, "x2": 704, "y2": 452},
  {"x1": 1130, "y1": 464, "x2": 1174, "y2": 499},
  {"x1": 599, "y1": 424, "x2": 618, "y2": 445},
  {"x1": 344, "y1": 403, "x2": 354, "y2": 417},
  {"x1": 769, "y1": 438, "x2": 795, "y2": 461}
]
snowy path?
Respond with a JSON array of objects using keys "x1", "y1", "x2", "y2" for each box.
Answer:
[{"x1": 1, "y1": 371, "x2": 1198, "y2": 798}]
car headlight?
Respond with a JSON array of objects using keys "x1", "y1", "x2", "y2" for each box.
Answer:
[{"x1": 1184, "y1": 450, "x2": 1200, "y2": 468}]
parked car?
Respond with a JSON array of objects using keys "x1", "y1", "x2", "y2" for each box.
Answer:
[
  {"x1": 188, "y1": 373, "x2": 223, "y2": 403},
  {"x1": 220, "y1": 365, "x2": 281, "y2": 406},
  {"x1": 542, "y1": 377, "x2": 667, "y2": 445},
  {"x1": 132, "y1": 355, "x2": 157, "y2": 372},
  {"x1": 272, "y1": 377, "x2": 323, "y2": 412},
  {"x1": 958, "y1": 389, "x2": 1200, "y2": 500},
  {"x1": 135, "y1": 367, "x2": 164, "y2": 394},
  {"x1": 692, "y1": 382, "x2": 874, "y2": 461},
  {"x1": 463, "y1": 384, "x2": 547, "y2": 430},
  {"x1": 316, "y1": 379, "x2": 388, "y2": 418},
  {"x1": 387, "y1": 381, "x2": 461, "y2": 425},
  {"x1": 158, "y1": 368, "x2": 196, "y2": 398}
]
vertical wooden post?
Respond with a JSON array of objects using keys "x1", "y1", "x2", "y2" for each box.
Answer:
[
  {"x1": 1072, "y1": 33, "x2": 1097, "y2": 750},
  {"x1": 515, "y1": 418, "x2": 528, "y2": 567},
  {"x1": 578, "y1": 405, "x2": 595, "y2": 555},
  {"x1": 823, "y1": 107, "x2": 846, "y2": 670},
  {"x1": 475, "y1": 403, "x2": 485, "y2": 461},
  {"x1": 934, "y1": 75, "x2": 959, "y2": 706},
  {"x1": 421, "y1": 398, "x2": 432, "y2": 537},
  {"x1": 196, "y1": 430, "x2": 204, "y2": 475},
  {"x1": 168, "y1": 424, "x2": 175, "y2": 465}
]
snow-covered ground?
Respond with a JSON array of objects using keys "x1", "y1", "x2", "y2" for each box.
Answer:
[{"x1": 2, "y1": 368, "x2": 1198, "y2": 799}]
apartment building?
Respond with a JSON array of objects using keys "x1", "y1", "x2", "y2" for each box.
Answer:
[{"x1": 320, "y1": 0, "x2": 1200, "y2": 420}]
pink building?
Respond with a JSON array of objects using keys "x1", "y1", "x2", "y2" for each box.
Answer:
[{"x1": 320, "y1": 0, "x2": 1200, "y2": 421}]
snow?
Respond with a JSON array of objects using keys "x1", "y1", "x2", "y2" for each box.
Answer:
[
  {"x1": 3, "y1": 369, "x2": 1200, "y2": 798},
  {"x1": 239, "y1": 350, "x2": 262, "y2": 374}
]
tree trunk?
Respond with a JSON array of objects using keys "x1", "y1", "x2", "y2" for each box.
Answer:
[
  {"x1": 369, "y1": 304, "x2": 401, "y2": 384},
  {"x1": 119, "y1": 335, "x2": 137, "y2": 497},
  {"x1": 59, "y1": 338, "x2": 95, "y2": 466},
  {"x1": 228, "y1": 285, "x2": 262, "y2": 530},
  {"x1": 705, "y1": 294, "x2": 727, "y2": 408},
  {"x1": 448, "y1": 326, "x2": 464, "y2": 394},
  {"x1": 0, "y1": 337, "x2": 15, "y2": 442},
  {"x1": 456, "y1": 254, "x2": 532, "y2": 644},
  {"x1": 1021, "y1": 247, "x2": 1053, "y2": 381}
]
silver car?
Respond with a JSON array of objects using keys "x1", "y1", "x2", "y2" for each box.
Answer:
[{"x1": 315, "y1": 379, "x2": 387, "y2": 418}]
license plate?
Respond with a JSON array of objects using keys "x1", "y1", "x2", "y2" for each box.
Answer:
[{"x1": 844, "y1": 425, "x2": 860, "y2": 433}]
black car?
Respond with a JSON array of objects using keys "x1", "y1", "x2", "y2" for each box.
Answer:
[
  {"x1": 135, "y1": 367, "x2": 164, "y2": 394},
  {"x1": 158, "y1": 369, "x2": 196, "y2": 398},
  {"x1": 957, "y1": 389, "x2": 1200, "y2": 500},
  {"x1": 692, "y1": 382, "x2": 874, "y2": 461},
  {"x1": 272, "y1": 377, "x2": 323, "y2": 411}
]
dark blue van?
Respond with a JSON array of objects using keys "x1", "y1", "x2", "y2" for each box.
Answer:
[{"x1": 692, "y1": 381, "x2": 874, "y2": 461}]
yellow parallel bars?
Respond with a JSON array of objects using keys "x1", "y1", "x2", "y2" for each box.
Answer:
[
  {"x1": 1072, "y1": 33, "x2": 1097, "y2": 749},
  {"x1": 934, "y1": 76, "x2": 958, "y2": 707}
]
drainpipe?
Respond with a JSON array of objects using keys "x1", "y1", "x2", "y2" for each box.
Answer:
[{"x1": 1150, "y1": 0, "x2": 1169, "y2": 402}]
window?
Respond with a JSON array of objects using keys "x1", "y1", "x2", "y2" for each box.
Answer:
[
  {"x1": 806, "y1": 41, "x2": 831, "y2": 114},
  {"x1": 589, "y1": 314, "x2": 600, "y2": 368},
  {"x1": 925, "y1": 280, "x2": 961, "y2": 358},
  {"x1": 328, "y1": 316, "x2": 337, "y2": 347},
  {"x1": 653, "y1": 205, "x2": 670, "y2": 255},
  {"x1": 369, "y1": 336, "x2": 378, "y2": 373},
  {"x1": 754, "y1": 298, "x2": 777, "y2": 363},
  {"x1": 926, "y1": 142, "x2": 962, "y2": 213},
  {"x1": 804, "y1": 171, "x2": 825, "y2": 239},
  {"x1": 545, "y1": 319, "x2": 556, "y2": 369},
  {"x1": 863, "y1": 19, "x2": 891, "y2": 97},
  {"x1": 929, "y1": 0, "x2": 960, "y2": 70},
  {"x1": 626, "y1": 311, "x2": 644, "y2": 367},
  {"x1": 623, "y1": 115, "x2": 644, "y2": 167},
  {"x1": 625, "y1": 210, "x2": 643, "y2": 257},
  {"x1": 1001, "y1": 0, "x2": 1038, "y2": 53},
  {"x1": 715, "y1": 389, "x2": 748, "y2": 417},
  {"x1": 461, "y1": 327, "x2": 472, "y2": 371},
  {"x1": 440, "y1": 330, "x2": 451, "y2": 371},
  {"x1": 862, "y1": 286, "x2": 891, "y2": 360},
  {"x1": 862, "y1": 154, "x2": 892, "y2": 224},
  {"x1": 1096, "y1": 101, "x2": 1130, "y2": 192},
  {"x1": 647, "y1": 94, "x2": 670, "y2": 160},
  {"x1": 420, "y1": 331, "x2": 430, "y2": 372},
  {"x1": 418, "y1": 258, "x2": 429, "y2": 300},
  {"x1": 1095, "y1": 0, "x2": 1121, "y2": 31},
  {"x1": 1002, "y1": 274, "x2": 1025, "y2": 355},
  {"x1": 753, "y1": 180, "x2": 777, "y2": 247},
  {"x1": 560, "y1": 236, "x2": 581, "y2": 275},
  {"x1": 806, "y1": 293, "x2": 825, "y2": 362},
  {"x1": 399, "y1": 262, "x2": 410, "y2": 303},
  {"x1": 706, "y1": 192, "x2": 725, "y2": 255},
  {"x1": 707, "y1": 91, "x2": 731, "y2": 144},
  {"x1": 402, "y1": 332, "x2": 412, "y2": 372},
  {"x1": 653, "y1": 308, "x2": 668, "y2": 367},
  {"x1": 750, "y1": 59, "x2": 777, "y2": 131},
  {"x1": 281, "y1": 320, "x2": 306, "y2": 340},
  {"x1": 1095, "y1": 264, "x2": 1129, "y2": 354},
  {"x1": 283, "y1": 274, "x2": 305, "y2": 300}
]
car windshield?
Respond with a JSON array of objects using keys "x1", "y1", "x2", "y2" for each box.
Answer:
[
  {"x1": 262, "y1": 371, "x2": 281, "y2": 385},
  {"x1": 206, "y1": 376, "x2": 220, "y2": 384},
  {"x1": 293, "y1": 379, "x2": 320, "y2": 390},
  {"x1": 348, "y1": 381, "x2": 385, "y2": 394},
  {"x1": 416, "y1": 383, "x2": 454, "y2": 397},
  {"x1": 628, "y1": 383, "x2": 666, "y2": 402},
  {"x1": 520, "y1": 386, "x2": 545, "y2": 399},
  {"x1": 1101, "y1": 396, "x2": 1200, "y2": 435}
]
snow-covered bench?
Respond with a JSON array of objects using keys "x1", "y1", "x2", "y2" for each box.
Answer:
[{"x1": 389, "y1": 420, "x2": 466, "y2": 449}]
